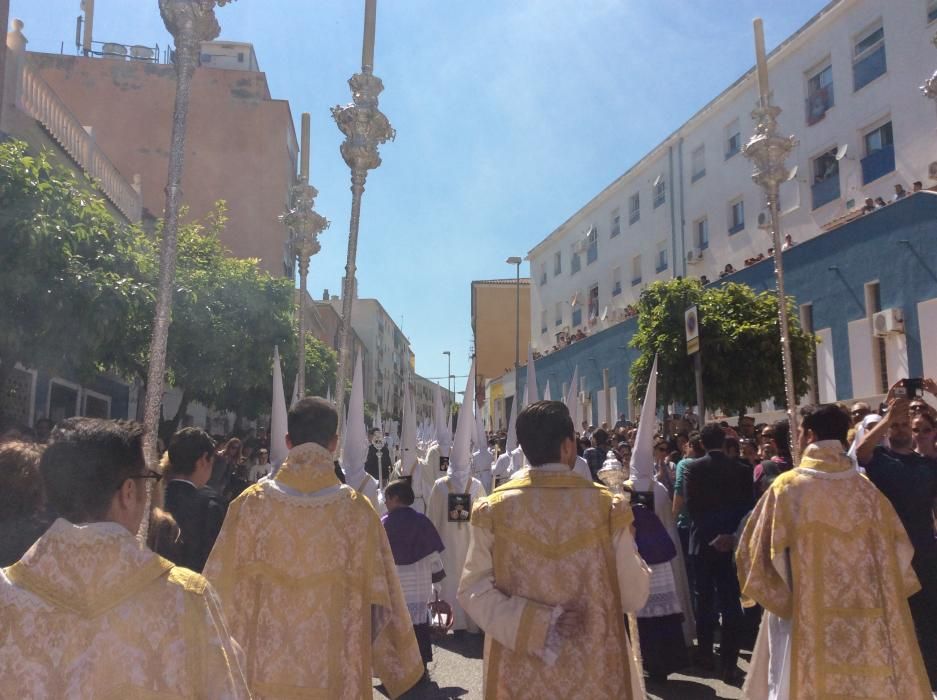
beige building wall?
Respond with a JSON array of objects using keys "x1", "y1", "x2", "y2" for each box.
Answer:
[
  {"x1": 29, "y1": 50, "x2": 297, "y2": 276},
  {"x1": 471, "y1": 279, "x2": 531, "y2": 390}
]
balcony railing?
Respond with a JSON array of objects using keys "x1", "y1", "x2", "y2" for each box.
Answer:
[
  {"x1": 14, "y1": 62, "x2": 143, "y2": 223},
  {"x1": 811, "y1": 175, "x2": 840, "y2": 210},
  {"x1": 805, "y1": 84, "x2": 834, "y2": 126},
  {"x1": 861, "y1": 144, "x2": 895, "y2": 184},
  {"x1": 853, "y1": 45, "x2": 886, "y2": 92}
]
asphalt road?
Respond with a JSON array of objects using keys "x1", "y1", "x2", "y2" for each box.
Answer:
[{"x1": 374, "y1": 633, "x2": 749, "y2": 699}]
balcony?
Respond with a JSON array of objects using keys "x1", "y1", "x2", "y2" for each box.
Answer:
[
  {"x1": 805, "y1": 84, "x2": 834, "y2": 126},
  {"x1": 629, "y1": 210, "x2": 640, "y2": 225},
  {"x1": 861, "y1": 144, "x2": 895, "y2": 184},
  {"x1": 586, "y1": 245, "x2": 598, "y2": 265},
  {"x1": 631, "y1": 276, "x2": 642, "y2": 287},
  {"x1": 572, "y1": 308, "x2": 582, "y2": 326},
  {"x1": 853, "y1": 45, "x2": 886, "y2": 92},
  {"x1": 571, "y1": 254, "x2": 581, "y2": 274},
  {"x1": 811, "y1": 175, "x2": 840, "y2": 210},
  {"x1": 612, "y1": 282, "x2": 622, "y2": 296},
  {"x1": 13, "y1": 59, "x2": 143, "y2": 222}
]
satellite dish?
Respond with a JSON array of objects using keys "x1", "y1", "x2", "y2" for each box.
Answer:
[
  {"x1": 570, "y1": 292, "x2": 579, "y2": 307},
  {"x1": 835, "y1": 143, "x2": 849, "y2": 161},
  {"x1": 785, "y1": 165, "x2": 799, "y2": 181},
  {"x1": 600, "y1": 306, "x2": 609, "y2": 322},
  {"x1": 652, "y1": 174, "x2": 664, "y2": 187}
]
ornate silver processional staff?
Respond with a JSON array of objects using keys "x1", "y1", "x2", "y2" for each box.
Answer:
[
  {"x1": 743, "y1": 18, "x2": 801, "y2": 465},
  {"x1": 332, "y1": 0, "x2": 395, "y2": 417}
]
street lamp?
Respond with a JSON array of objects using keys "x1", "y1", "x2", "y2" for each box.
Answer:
[
  {"x1": 142, "y1": 0, "x2": 236, "y2": 466},
  {"x1": 743, "y1": 19, "x2": 800, "y2": 465},
  {"x1": 443, "y1": 350, "x2": 451, "y2": 398},
  {"x1": 332, "y1": 0, "x2": 395, "y2": 414},
  {"x1": 506, "y1": 256, "x2": 522, "y2": 374}
]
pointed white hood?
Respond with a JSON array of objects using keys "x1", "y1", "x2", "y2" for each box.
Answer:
[
  {"x1": 340, "y1": 355, "x2": 369, "y2": 483},
  {"x1": 434, "y1": 384, "x2": 451, "y2": 457},
  {"x1": 525, "y1": 344, "x2": 538, "y2": 404},
  {"x1": 542, "y1": 381, "x2": 552, "y2": 401},
  {"x1": 448, "y1": 360, "x2": 475, "y2": 491},
  {"x1": 399, "y1": 385, "x2": 419, "y2": 476},
  {"x1": 629, "y1": 354, "x2": 658, "y2": 491},
  {"x1": 473, "y1": 403, "x2": 493, "y2": 471},
  {"x1": 270, "y1": 346, "x2": 289, "y2": 469},
  {"x1": 565, "y1": 366, "x2": 580, "y2": 429}
]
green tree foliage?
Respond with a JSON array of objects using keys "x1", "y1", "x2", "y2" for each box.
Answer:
[
  {"x1": 630, "y1": 278, "x2": 815, "y2": 415},
  {"x1": 0, "y1": 141, "x2": 296, "y2": 426},
  {"x1": 281, "y1": 332, "x2": 338, "y2": 402},
  {"x1": 0, "y1": 141, "x2": 152, "y2": 396}
]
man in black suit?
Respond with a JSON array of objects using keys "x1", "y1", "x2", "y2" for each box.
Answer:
[
  {"x1": 365, "y1": 428, "x2": 392, "y2": 484},
  {"x1": 683, "y1": 422, "x2": 754, "y2": 684},
  {"x1": 162, "y1": 428, "x2": 226, "y2": 572}
]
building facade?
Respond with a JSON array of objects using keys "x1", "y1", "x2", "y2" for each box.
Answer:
[
  {"x1": 471, "y1": 278, "x2": 531, "y2": 394},
  {"x1": 518, "y1": 193, "x2": 937, "y2": 425},
  {"x1": 528, "y1": 0, "x2": 937, "y2": 353},
  {"x1": 30, "y1": 39, "x2": 297, "y2": 276}
]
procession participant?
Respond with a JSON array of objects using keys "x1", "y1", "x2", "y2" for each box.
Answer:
[
  {"x1": 471, "y1": 411, "x2": 494, "y2": 492},
  {"x1": 341, "y1": 356, "x2": 385, "y2": 514},
  {"x1": 366, "y1": 427, "x2": 393, "y2": 485},
  {"x1": 458, "y1": 401, "x2": 649, "y2": 699},
  {"x1": 426, "y1": 362, "x2": 487, "y2": 633},
  {"x1": 737, "y1": 404, "x2": 931, "y2": 699},
  {"x1": 0, "y1": 418, "x2": 249, "y2": 698},
  {"x1": 492, "y1": 400, "x2": 524, "y2": 487},
  {"x1": 204, "y1": 397, "x2": 424, "y2": 699},
  {"x1": 382, "y1": 478, "x2": 446, "y2": 670},
  {"x1": 161, "y1": 426, "x2": 226, "y2": 572}
]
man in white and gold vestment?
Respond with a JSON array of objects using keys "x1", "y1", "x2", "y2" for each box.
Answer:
[
  {"x1": 737, "y1": 403, "x2": 931, "y2": 699},
  {"x1": 458, "y1": 400, "x2": 650, "y2": 699},
  {"x1": 0, "y1": 418, "x2": 250, "y2": 699},
  {"x1": 205, "y1": 397, "x2": 424, "y2": 699}
]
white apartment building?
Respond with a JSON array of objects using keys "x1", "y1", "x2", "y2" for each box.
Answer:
[{"x1": 528, "y1": 0, "x2": 937, "y2": 351}]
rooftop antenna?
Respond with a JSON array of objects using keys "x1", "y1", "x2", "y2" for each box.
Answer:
[{"x1": 81, "y1": 0, "x2": 94, "y2": 56}]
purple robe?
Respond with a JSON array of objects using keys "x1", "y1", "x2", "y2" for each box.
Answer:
[{"x1": 381, "y1": 506, "x2": 445, "y2": 566}]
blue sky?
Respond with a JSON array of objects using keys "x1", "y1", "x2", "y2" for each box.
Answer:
[{"x1": 12, "y1": 0, "x2": 825, "y2": 388}]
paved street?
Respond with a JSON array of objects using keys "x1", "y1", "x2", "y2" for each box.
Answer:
[{"x1": 375, "y1": 633, "x2": 749, "y2": 699}]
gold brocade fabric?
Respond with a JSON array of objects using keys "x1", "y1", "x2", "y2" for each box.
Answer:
[
  {"x1": 737, "y1": 443, "x2": 931, "y2": 699},
  {"x1": 0, "y1": 519, "x2": 249, "y2": 699},
  {"x1": 471, "y1": 470, "x2": 638, "y2": 699},
  {"x1": 204, "y1": 442, "x2": 423, "y2": 700}
]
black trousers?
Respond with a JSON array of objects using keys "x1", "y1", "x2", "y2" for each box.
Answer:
[
  {"x1": 910, "y1": 555, "x2": 937, "y2": 690},
  {"x1": 414, "y1": 623, "x2": 433, "y2": 665},
  {"x1": 692, "y1": 548, "x2": 743, "y2": 672}
]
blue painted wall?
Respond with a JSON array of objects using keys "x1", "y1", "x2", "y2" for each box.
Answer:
[{"x1": 518, "y1": 192, "x2": 937, "y2": 417}]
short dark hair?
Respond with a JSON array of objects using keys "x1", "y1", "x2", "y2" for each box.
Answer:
[
  {"x1": 288, "y1": 397, "x2": 338, "y2": 448},
  {"x1": 771, "y1": 419, "x2": 791, "y2": 460},
  {"x1": 384, "y1": 478, "x2": 415, "y2": 505},
  {"x1": 700, "y1": 423, "x2": 726, "y2": 450},
  {"x1": 0, "y1": 441, "x2": 44, "y2": 521},
  {"x1": 516, "y1": 401, "x2": 574, "y2": 466},
  {"x1": 800, "y1": 404, "x2": 850, "y2": 443},
  {"x1": 166, "y1": 428, "x2": 215, "y2": 477},
  {"x1": 40, "y1": 418, "x2": 146, "y2": 523},
  {"x1": 592, "y1": 429, "x2": 609, "y2": 446}
]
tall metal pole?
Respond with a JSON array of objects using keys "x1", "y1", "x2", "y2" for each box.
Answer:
[
  {"x1": 283, "y1": 113, "x2": 329, "y2": 401},
  {"x1": 332, "y1": 0, "x2": 395, "y2": 419},
  {"x1": 515, "y1": 262, "x2": 521, "y2": 371},
  {"x1": 142, "y1": 0, "x2": 234, "y2": 467},
  {"x1": 744, "y1": 18, "x2": 800, "y2": 465}
]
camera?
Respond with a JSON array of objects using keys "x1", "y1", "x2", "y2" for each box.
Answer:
[{"x1": 895, "y1": 378, "x2": 924, "y2": 399}]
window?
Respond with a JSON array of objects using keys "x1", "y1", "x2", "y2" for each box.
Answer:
[
  {"x1": 653, "y1": 176, "x2": 666, "y2": 208},
  {"x1": 691, "y1": 145, "x2": 706, "y2": 182},
  {"x1": 612, "y1": 267, "x2": 622, "y2": 296},
  {"x1": 631, "y1": 255, "x2": 642, "y2": 286},
  {"x1": 656, "y1": 243, "x2": 668, "y2": 273},
  {"x1": 554, "y1": 251, "x2": 562, "y2": 275},
  {"x1": 571, "y1": 252, "x2": 581, "y2": 274},
  {"x1": 586, "y1": 226, "x2": 598, "y2": 264},
  {"x1": 572, "y1": 306, "x2": 582, "y2": 327},
  {"x1": 629, "y1": 192, "x2": 640, "y2": 224},
  {"x1": 861, "y1": 121, "x2": 895, "y2": 184},
  {"x1": 728, "y1": 199, "x2": 745, "y2": 234},
  {"x1": 610, "y1": 208, "x2": 621, "y2": 237},
  {"x1": 806, "y1": 63, "x2": 834, "y2": 125},
  {"x1": 811, "y1": 148, "x2": 840, "y2": 209},
  {"x1": 555, "y1": 302, "x2": 563, "y2": 327},
  {"x1": 539, "y1": 262, "x2": 547, "y2": 286},
  {"x1": 588, "y1": 285, "x2": 600, "y2": 320},
  {"x1": 930, "y1": 0, "x2": 937, "y2": 23},
  {"x1": 853, "y1": 23, "x2": 886, "y2": 91},
  {"x1": 540, "y1": 310, "x2": 547, "y2": 335},
  {"x1": 725, "y1": 119, "x2": 741, "y2": 159},
  {"x1": 695, "y1": 217, "x2": 709, "y2": 250}
]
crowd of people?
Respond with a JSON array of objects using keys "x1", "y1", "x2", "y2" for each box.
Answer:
[{"x1": 2, "y1": 376, "x2": 937, "y2": 698}]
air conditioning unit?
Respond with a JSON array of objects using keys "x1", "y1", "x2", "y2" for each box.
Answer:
[
  {"x1": 686, "y1": 248, "x2": 703, "y2": 265},
  {"x1": 757, "y1": 210, "x2": 771, "y2": 229},
  {"x1": 872, "y1": 308, "x2": 904, "y2": 337}
]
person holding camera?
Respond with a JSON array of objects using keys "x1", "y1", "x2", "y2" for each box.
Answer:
[{"x1": 857, "y1": 378, "x2": 937, "y2": 690}]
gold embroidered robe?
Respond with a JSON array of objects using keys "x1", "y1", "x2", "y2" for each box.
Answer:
[
  {"x1": 737, "y1": 443, "x2": 931, "y2": 699},
  {"x1": 458, "y1": 466, "x2": 650, "y2": 699},
  {"x1": 203, "y1": 442, "x2": 423, "y2": 700},
  {"x1": 0, "y1": 518, "x2": 249, "y2": 699}
]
